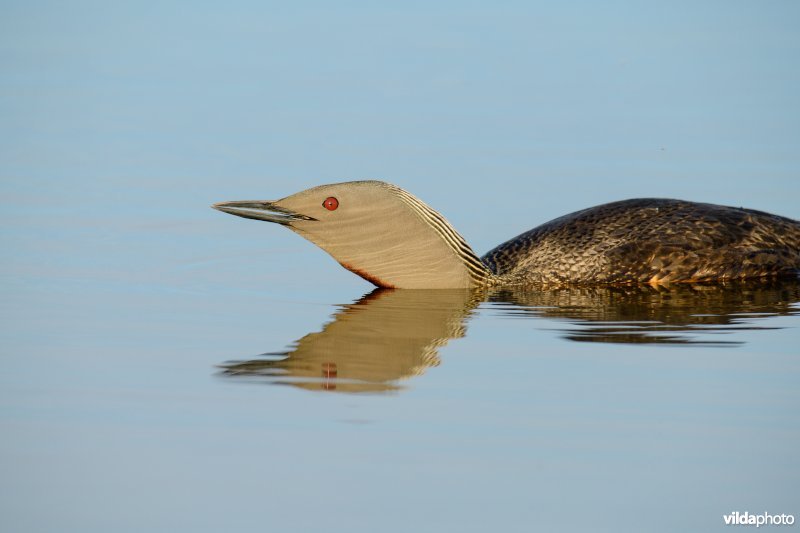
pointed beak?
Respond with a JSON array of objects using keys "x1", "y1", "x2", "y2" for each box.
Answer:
[{"x1": 212, "y1": 200, "x2": 317, "y2": 225}]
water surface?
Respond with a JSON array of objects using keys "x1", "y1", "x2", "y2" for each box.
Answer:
[{"x1": 4, "y1": 271, "x2": 798, "y2": 533}]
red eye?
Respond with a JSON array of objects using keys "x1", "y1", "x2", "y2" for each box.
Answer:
[{"x1": 323, "y1": 197, "x2": 339, "y2": 211}]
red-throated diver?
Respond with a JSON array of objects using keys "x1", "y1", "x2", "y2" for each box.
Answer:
[{"x1": 213, "y1": 180, "x2": 800, "y2": 289}]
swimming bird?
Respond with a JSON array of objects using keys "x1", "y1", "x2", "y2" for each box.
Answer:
[{"x1": 213, "y1": 180, "x2": 800, "y2": 289}]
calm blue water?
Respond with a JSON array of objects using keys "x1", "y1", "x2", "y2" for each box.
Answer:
[{"x1": 2, "y1": 2, "x2": 799, "y2": 532}]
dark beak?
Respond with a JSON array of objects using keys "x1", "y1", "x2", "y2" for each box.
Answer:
[{"x1": 212, "y1": 201, "x2": 317, "y2": 225}]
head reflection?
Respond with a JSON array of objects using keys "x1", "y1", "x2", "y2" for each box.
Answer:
[{"x1": 221, "y1": 289, "x2": 482, "y2": 393}]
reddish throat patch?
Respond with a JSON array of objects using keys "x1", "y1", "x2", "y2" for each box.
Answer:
[{"x1": 339, "y1": 262, "x2": 395, "y2": 288}]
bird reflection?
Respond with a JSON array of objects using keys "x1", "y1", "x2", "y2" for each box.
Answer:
[
  {"x1": 220, "y1": 279, "x2": 800, "y2": 392},
  {"x1": 221, "y1": 289, "x2": 482, "y2": 393},
  {"x1": 488, "y1": 279, "x2": 800, "y2": 345}
]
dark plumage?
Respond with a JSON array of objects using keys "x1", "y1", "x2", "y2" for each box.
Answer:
[{"x1": 482, "y1": 198, "x2": 800, "y2": 286}]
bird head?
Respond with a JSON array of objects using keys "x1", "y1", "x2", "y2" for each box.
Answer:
[{"x1": 213, "y1": 180, "x2": 490, "y2": 288}]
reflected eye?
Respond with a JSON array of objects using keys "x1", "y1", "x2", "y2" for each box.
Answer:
[{"x1": 323, "y1": 197, "x2": 339, "y2": 211}]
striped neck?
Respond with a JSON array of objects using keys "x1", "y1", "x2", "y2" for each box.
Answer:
[{"x1": 386, "y1": 184, "x2": 494, "y2": 287}]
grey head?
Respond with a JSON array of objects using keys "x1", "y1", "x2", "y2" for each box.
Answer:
[{"x1": 213, "y1": 180, "x2": 491, "y2": 289}]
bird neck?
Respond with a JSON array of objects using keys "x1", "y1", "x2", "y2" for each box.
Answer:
[{"x1": 386, "y1": 185, "x2": 494, "y2": 288}]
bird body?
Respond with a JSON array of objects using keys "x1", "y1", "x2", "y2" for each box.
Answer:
[
  {"x1": 484, "y1": 198, "x2": 800, "y2": 286},
  {"x1": 214, "y1": 180, "x2": 800, "y2": 289}
]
